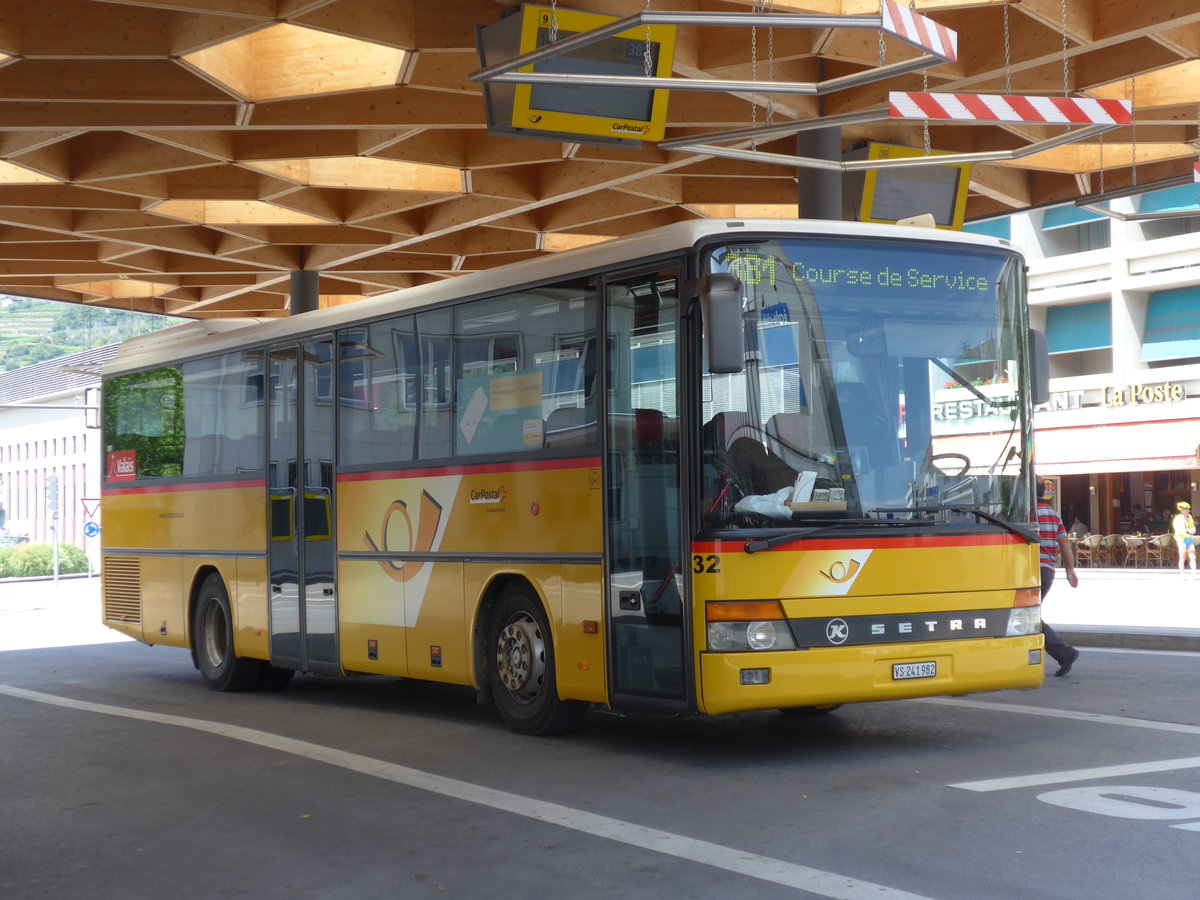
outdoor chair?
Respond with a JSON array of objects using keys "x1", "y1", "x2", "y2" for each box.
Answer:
[
  {"x1": 1143, "y1": 533, "x2": 1175, "y2": 568},
  {"x1": 1074, "y1": 534, "x2": 1103, "y2": 567},
  {"x1": 1121, "y1": 534, "x2": 1146, "y2": 567},
  {"x1": 1100, "y1": 534, "x2": 1122, "y2": 567}
]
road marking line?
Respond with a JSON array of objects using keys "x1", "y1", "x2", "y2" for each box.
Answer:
[
  {"x1": 1067, "y1": 647, "x2": 1200, "y2": 658},
  {"x1": 915, "y1": 696, "x2": 1200, "y2": 736},
  {"x1": 912, "y1": 697, "x2": 1200, "y2": 792},
  {"x1": 0, "y1": 684, "x2": 933, "y2": 900},
  {"x1": 950, "y1": 757, "x2": 1200, "y2": 792}
]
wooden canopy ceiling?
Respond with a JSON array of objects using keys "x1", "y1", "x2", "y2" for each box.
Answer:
[{"x1": 0, "y1": 0, "x2": 1197, "y2": 319}]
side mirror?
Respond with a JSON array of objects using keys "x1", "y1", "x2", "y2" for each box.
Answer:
[
  {"x1": 1029, "y1": 328, "x2": 1050, "y2": 406},
  {"x1": 699, "y1": 273, "x2": 744, "y2": 374}
]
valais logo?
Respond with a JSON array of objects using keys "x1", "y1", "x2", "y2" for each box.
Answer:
[{"x1": 107, "y1": 450, "x2": 137, "y2": 481}]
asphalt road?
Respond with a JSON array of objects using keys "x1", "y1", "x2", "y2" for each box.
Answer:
[{"x1": 2, "y1": 576, "x2": 1199, "y2": 900}]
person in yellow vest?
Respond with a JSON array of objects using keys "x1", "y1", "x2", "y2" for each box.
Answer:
[{"x1": 1172, "y1": 501, "x2": 1196, "y2": 574}]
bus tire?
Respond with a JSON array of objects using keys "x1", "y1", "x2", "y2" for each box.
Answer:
[
  {"x1": 193, "y1": 573, "x2": 262, "y2": 692},
  {"x1": 488, "y1": 583, "x2": 587, "y2": 736}
]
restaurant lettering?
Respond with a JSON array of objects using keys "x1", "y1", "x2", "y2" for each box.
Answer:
[{"x1": 938, "y1": 390, "x2": 1084, "y2": 421}]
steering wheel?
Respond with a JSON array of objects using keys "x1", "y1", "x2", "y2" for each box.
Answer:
[{"x1": 930, "y1": 452, "x2": 970, "y2": 478}]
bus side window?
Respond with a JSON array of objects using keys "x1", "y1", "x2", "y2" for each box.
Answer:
[{"x1": 544, "y1": 407, "x2": 596, "y2": 448}]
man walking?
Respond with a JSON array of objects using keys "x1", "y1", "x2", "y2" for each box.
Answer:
[{"x1": 1038, "y1": 485, "x2": 1080, "y2": 677}]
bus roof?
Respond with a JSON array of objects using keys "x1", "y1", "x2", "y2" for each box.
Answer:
[{"x1": 103, "y1": 218, "x2": 1014, "y2": 376}]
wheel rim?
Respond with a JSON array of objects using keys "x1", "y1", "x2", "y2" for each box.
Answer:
[
  {"x1": 201, "y1": 599, "x2": 228, "y2": 669},
  {"x1": 495, "y1": 612, "x2": 546, "y2": 705}
]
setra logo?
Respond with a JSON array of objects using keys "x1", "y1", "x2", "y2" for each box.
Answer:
[
  {"x1": 825, "y1": 618, "x2": 850, "y2": 645},
  {"x1": 362, "y1": 490, "x2": 443, "y2": 583}
]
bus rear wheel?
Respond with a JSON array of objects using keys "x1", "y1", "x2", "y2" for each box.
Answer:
[
  {"x1": 193, "y1": 573, "x2": 264, "y2": 692},
  {"x1": 488, "y1": 583, "x2": 587, "y2": 736}
]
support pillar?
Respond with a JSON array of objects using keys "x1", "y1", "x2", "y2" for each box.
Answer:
[
  {"x1": 795, "y1": 127, "x2": 843, "y2": 220},
  {"x1": 290, "y1": 269, "x2": 319, "y2": 315}
]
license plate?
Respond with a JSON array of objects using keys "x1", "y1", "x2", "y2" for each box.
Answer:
[{"x1": 893, "y1": 661, "x2": 937, "y2": 680}]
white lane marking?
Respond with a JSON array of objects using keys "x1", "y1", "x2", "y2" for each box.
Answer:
[
  {"x1": 1062, "y1": 647, "x2": 1200, "y2": 659},
  {"x1": 915, "y1": 696, "x2": 1200, "y2": 736},
  {"x1": 0, "y1": 684, "x2": 934, "y2": 900},
  {"x1": 950, "y1": 757, "x2": 1200, "y2": 792},
  {"x1": 912, "y1": 697, "x2": 1200, "y2": 792}
]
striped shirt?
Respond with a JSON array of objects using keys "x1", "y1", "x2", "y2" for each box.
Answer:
[{"x1": 1037, "y1": 502, "x2": 1066, "y2": 570}]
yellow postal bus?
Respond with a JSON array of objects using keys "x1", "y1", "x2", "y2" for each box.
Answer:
[{"x1": 101, "y1": 219, "x2": 1048, "y2": 734}]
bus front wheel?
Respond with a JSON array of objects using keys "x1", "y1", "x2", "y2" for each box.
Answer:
[
  {"x1": 193, "y1": 573, "x2": 263, "y2": 692},
  {"x1": 488, "y1": 584, "x2": 587, "y2": 736}
]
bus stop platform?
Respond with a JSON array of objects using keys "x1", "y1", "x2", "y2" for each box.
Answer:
[{"x1": 1, "y1": 568, "x2": 1198, "y2": 654}]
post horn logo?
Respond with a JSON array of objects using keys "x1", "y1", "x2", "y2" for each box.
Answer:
[
  {"x1": 363, "y1": 490, "x2": 443, "y2": 582},
  {"x1": 820, "y1": 558, "x2": 861, "y2": 584}
]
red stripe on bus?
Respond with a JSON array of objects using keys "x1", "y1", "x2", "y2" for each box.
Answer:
[
  {"x1": 102, "y1": 479, "x2": 266, "y2": 496},
  {"x1": 692, "y1": 533, "x2": 1023, "y2": 553},
  {"x1": 338, "y1": 457, "x2": 602, "y2": 482}
]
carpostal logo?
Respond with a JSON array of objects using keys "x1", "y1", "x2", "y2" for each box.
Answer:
[
  {"x1": 470, "y1": 486, "x2": 507, "y2": 505},
  {"x1": 611, "y1": 122, "x2": 649, "y2": 135}
]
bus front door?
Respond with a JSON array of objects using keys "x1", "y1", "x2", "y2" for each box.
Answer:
[
  {"x1": 604, "y1": 268, "x2": 689, "y2": 711},
  {"x1": 267, "y1": 338, "x2": 340, "y2": 676}
]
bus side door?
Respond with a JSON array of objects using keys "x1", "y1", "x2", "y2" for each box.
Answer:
[
  {"x1": 604, "y1": 266, "x2": 690, "y2": 711},
  {"x1": 267, "y1": 337, "x2": 340, "y2": 675}
]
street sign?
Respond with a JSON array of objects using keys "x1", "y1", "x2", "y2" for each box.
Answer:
[{"x1": 83, "y1": 522, "x2": 100, "y2": 538}]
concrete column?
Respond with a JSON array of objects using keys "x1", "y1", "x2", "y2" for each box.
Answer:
[
  {"x1": 795, "y1": 127, "x2": 843, "y2": 220},
  {"x1": 290, "y1": 269, "x2": 319, "y2": 315}
]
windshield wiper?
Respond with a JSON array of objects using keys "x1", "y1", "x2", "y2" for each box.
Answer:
[
  {"x1": 875, "y1": 505, "x2": 1035, "y2": 543},
  {"x1": 929, "y1": 358, "x2": 1016, "y2": 408},
  {"x1": 743, "y1": 517, "x2": 931, "y2": 553}
]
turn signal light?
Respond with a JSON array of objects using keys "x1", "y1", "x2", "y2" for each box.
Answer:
[
  {"x1": 706, "y1": 600, "x2": 786, "y2": 621},
  {"x1": 1013, "y1": 587, "x2": 1041, "y2": 608}
]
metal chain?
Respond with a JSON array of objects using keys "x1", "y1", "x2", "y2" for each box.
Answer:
[
  {"x1": 1131, "y1": 76, "x2": 1138, "y2": 185},
  {"x1": 1060, "y1": 0, "x2": 1069, "y2": 97},
  {"x1": 643, "y1": 0, "x2": 653, "y2": 77},
  {"x1": 766, "y1": 0, "x2": 775, "y2": 128},
  {"x1": 549, "y1": 0, "x2": 558, "y2": 43},
  {"x1": 750, "y1": 0, "x2": 760, "y2": 139},
  {"x1": 912, "y1": 1, "x2": 930, "y2": 153},
  {"x1": 1003, "y1": 1, "x2": 1012, "y2": 95},
  {"x1": 878, "y1": 0, "x2": 887, "y2": 67}
]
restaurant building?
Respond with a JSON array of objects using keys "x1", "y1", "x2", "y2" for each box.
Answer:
[{"x1": 966, "y1": 183, "x2": 1200, "y2": 536}]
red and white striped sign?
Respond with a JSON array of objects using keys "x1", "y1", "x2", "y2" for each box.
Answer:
[
  {"x1": 889, "y1": 92, "x2": 1132, "y2": 126},
  {"x1": 880, "y1": 0, "x2": 957, "y2": 63},
  {"x1": 1194, "y1": 160, "x2": 1200, "y2": 183}
]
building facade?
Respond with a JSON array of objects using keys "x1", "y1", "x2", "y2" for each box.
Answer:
[
  {"x1": 966, "y1": 183, "x2": 1200, "y2": 535},
  {"x1": 0, "y1": 345, "x2": 113, "y2": 566}
]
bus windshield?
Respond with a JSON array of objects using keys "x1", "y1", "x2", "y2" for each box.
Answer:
[{"x1": 701, "y1": 237, "x2": 1030, "y2": 530}]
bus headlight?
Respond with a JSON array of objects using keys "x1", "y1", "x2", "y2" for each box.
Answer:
[
  {"x1": 1005, "y1": 606, "x2": 1041, "y2": 636},
  {"x1": 706, "y1": 600, "x2": 797, "y2": 651},
  {"x1": 707, "y1": 620, "x2": 797, "y2": 651},
  {"x1": 747, "y1": 620, "x2": 780, "y2": 649}
]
